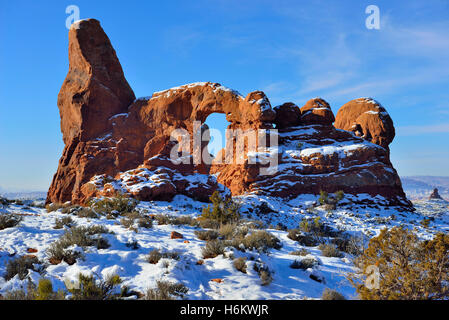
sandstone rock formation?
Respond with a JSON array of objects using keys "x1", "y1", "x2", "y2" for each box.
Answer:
[
  {"x1": 300, "y1": 98, "x2": 335, "y2": 126},
  {"x1": 429, "y1": 188, "x2": 443, "y2": 200},
  {"x1": 47, "y1": 19, "x2": 411, "y2": 208},
  {"x1": 334, "y1": 98, "x2": 395, "y2": 150}
]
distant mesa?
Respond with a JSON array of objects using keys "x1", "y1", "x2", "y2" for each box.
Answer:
[
  {"x1": 46, "y1": 19, "x2": 412, "y2": 209},
  {"x1": 429, "y1": 188, "x2": 444, "y2": 200}
]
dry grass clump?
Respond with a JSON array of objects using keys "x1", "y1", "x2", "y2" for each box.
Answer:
[
  {"x1": 194, "y1": 230, "x2": 219, "y2": 241},
  {"x1": 54, "y1": 216, "x2": 75, "y2": 229},
  {"x1": 201, "y1": 240, "x2": 225, "y2": 259},
  {"x1": 233, "y1": 257, "x2": 247, "y2": 273},
  {"x1": 4, "y1": 256, "x2": 43, "y2": 281},
  {"x1": 47, "y1": 225, "x2": 112, "y2": 265},
  {"x1": 145, "y1": 280, "x2": 188, "y2": 300},
  {"x1": 318, "y1": 243, "x2": 343, "y2": 258},
  {"x1": 0, "y1": 213, "x2": 22, "y2": 230},
  {"x1": 321, "y1": 288, "x2": 346, "y2": 300},
  {"x1": 147, "y1": 249, "x2": 180, "y2": 264}
]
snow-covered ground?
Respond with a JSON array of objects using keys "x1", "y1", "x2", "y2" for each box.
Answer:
[{"x1": 0, "y1": 194, "x2": 448, "y2": 300}]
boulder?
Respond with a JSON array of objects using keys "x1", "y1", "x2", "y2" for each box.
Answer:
[
  {"x1": 334, "y1": 98, "x2": 395, "y2": 150},
  {"x1": 429, "y1": 188, "x2": 443, "y2": 200},
  {"x1": 300, "y1": 98, "x2": 335, "y2": 125},
  {"x1": 273, "y1": 103, "x2": 301, "y2": 129}
]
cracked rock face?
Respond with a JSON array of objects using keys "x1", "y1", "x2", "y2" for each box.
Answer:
[{"x1": 47, "y1": 19, "x2": 411, "y2": 209}]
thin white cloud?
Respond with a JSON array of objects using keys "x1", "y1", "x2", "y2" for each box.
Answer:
[{"x1": 397, "y1": 123, "x2": 449, "y2": 136}]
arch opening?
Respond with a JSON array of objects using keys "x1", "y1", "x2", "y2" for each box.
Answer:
[{"x1": 203, "y1": 113, "x2": 230, "y2": 158}]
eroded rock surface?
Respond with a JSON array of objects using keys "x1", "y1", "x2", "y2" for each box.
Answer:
[{"x1": 47, "y1": 19, "x2": 411, "y2": 208}]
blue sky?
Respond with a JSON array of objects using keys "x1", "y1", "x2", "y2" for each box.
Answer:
[{"x1": 0, "y1": 0, "x2": 448, "y2": 191}]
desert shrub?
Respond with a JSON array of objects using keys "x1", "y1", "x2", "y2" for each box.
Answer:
[
  {"x1": 90, "y1": 195, "x2": 138, "y2": 217},
  {"x1": 153, "y1": 214, "x2": 197, "y2": 227},
  {"x1": 68, "y1": 273, "x2": 123, "y2": 300},
  {"x1": 335, "y1": 190, "x2": 345, "y2": 202},
  {"x1": 218, "y1": 223, "x2": 248, "y2": 240},
  {"x1": 4, "y1": 255, "x2": 42, "y2": 281},
  {"x1": 0, "y1": 279, "x2": 36, "y2": 300},
  {"x1": 318, "y1": 190, "x2": 344, "y2": 208},
  {"x1": 60, "y1": 205, "x2": 82, "y2": 214},
  {"x1": 76, "y1": 208, "x2": 98, "y2": 219},
  {"x1": 319, "y1": 191, "x2": 329, "y2": 205},
  {"x1": 147, "y1": 249, "x2": 180, "y2": 264},
  {"x1": 145, "y1": 280, "x2": 188, "y2": 300},
  {"x1": 299, "y1": 217, "x2": 338, "y2": 238},
  {"x1": 289, "y1": 248, "x2": 310, "y2": 256},
  {"x1": 170, "y1": 215, "x2": 197, "y2": 226},
  {"x1": 46, "y1": 203, "x2": 68, "y2": 212},
  {"x1": 195, "y1": 230, "x2": 219, "y2": 241},
  {"x1": 202, "y1": 240, "x2": 225, "y2": 259},
  {"x1": 54, "y1": 216, "x2": 75, "y2": 229},
  {"x1": 323, "y1": 203, "x2": 337, "y2": 212},
  {"x1": 287, "y1": 229, "x2": 318, "y2": 247},
  {"x1": 322, "y1": 288, "x2": 346, "y2": 300},
  {"x1": 153, "y1": 214, "x2": 171, "y2": 225},
  {"x1": 47, "y1": 225, "x2": 111, "y2": 264},
  {"x1": 233, "y1": 257, "x2": 247, "y2": 273},
  {"x1": 421, "y1": 218, "x2": 431, "y2": 228},
  {"x1": 137, "y1": 216, "x2": 153, "y2": 228},
  {"x1": 120, "y1": 217, "x2": 134, "y2": 229},
  {"x1": 319, "y1": 243, "x2": 343, "y2": 258},
  {"x1": 34, "y1": 279, "x2": 65, "y2": 300},
  {"x1": 349, "y1": 226, "x2": 449, "y2": 300},
  {"x1": 198, "y1": 218, "x2": 221, "y2": 229},
  {"x1": 200, "y1": 191, "x2": 240, "y2": 225},
  {"x1": 331, "y1": 235, "x2": 364, "y2": 256},
  {"x1": 289, "y1": 257, "x2": 318, "y2": 270},
  {"x1": 253, "y1": 263, "x2": 273, "y2": 286},
  {"x1": 0, "y1": 213, "x2": 22, "y2": 230},
  {"x1": 231, "y1": 231, "x2": 281, "y2": 252},
  {"x1": 218, "y1": 223, "x2": 234, "y2": 239},
  {"x1": 147, "y1": 249, "x2": 162, "y2": 264}
]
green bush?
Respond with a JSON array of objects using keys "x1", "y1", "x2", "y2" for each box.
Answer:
[
  {"x1": 349, "y1": 227, "x2": 449, "y2": 300},
  {"x1": 35, "y1": 279, "x2": 65, "y2": 300},
  {"x1": 319, "y1": 191, "x2": 329, "y2": 205},
  {"x1": 0, "y1": 213, "x2": 22, "y2": 230},
  {"x1": 145, "y1": 280, "x2": 188, "y2": 300},
  {"x1": 68, "y1": 273, "x2": 123, "y2": 300},
  {"x1": 4, "y1": 256, "x2": 42, "y2": 281},
  {"x1": 200, "y1": 191, "x2": 240, "y2": 225}
]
